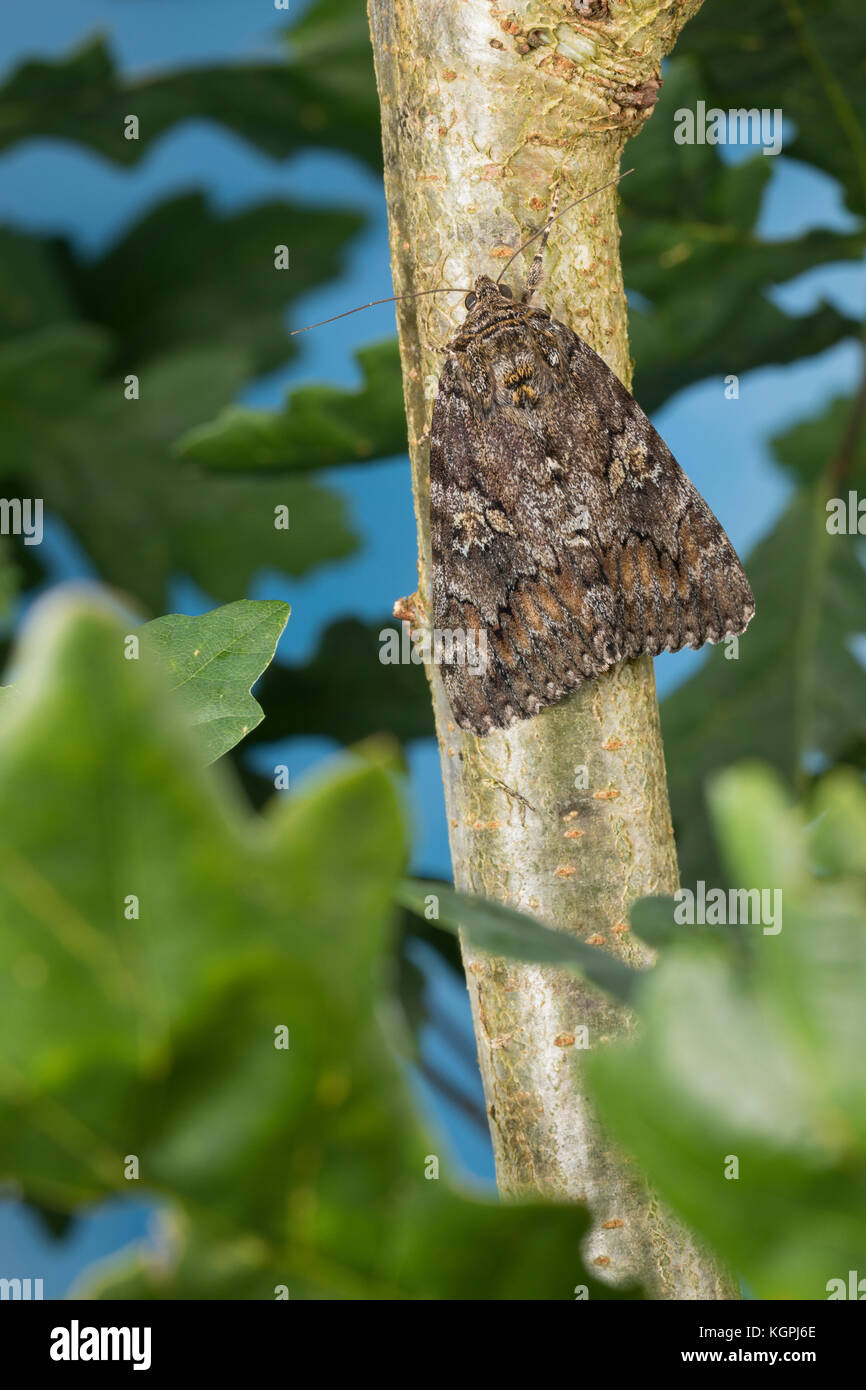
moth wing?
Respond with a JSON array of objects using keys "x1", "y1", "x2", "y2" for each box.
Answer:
[
  {"x1": 550, "y1": 328, "x2": 756, "y2": 665},
  {"x1": 430, "y1": 326, "x2": 754, "y2": 735},
  {"x1": 430, "y1": 354, "x2": 612, "y2": 733}
]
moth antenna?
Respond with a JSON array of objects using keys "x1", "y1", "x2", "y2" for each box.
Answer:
[
  {"x1": 521, "y1": 178, "x2": 561, "y2": 302},
  {"x1": 290, "y1": 288, "x2": 470, "y2": 336},
  {"x1": 495, "y1": 168, "x2": 635, "y2": 297}
]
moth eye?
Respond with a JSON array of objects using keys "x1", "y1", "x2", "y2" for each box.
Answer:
[
  {"x1": 499, "y1": 284, "x2": 513, "y2": 300},
  {"x1": 464, "y1": 291, "x2": 478, "y2": 309}
]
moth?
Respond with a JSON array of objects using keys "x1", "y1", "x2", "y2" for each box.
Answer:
[{"x1": 429, "y1": 187, "x2": 755, "y2": 736}]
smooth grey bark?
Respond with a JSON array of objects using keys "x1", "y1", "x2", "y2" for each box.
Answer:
[{"x1": 368, "y1": 0, "x2": 737, "y2": 1297}]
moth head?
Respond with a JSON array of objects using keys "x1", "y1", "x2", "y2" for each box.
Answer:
[{"x1": 466, "y1": 275, "x2": 513, "y2": 311}]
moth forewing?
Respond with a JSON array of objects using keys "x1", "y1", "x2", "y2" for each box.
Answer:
[{"x1": 430, "y1": 275, "x2": 754, "y2": 736}]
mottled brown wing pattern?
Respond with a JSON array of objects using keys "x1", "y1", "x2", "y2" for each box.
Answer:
[{"x1": 429, "y1": 286, "x2": 754, "y2": 735}]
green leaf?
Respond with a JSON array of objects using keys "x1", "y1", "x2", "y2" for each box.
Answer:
[
  {"x1": 629, "y1": 895, "x2": 750, "y2": 962},
  {"x1": 0, "y1": 228, "x2": 81, "y2": 344},
  {"x1": 621, "y1": 58, "x2": 864, "y2": 411},
  {"x1": 62, "y1": 194, "x2": 361, "y2": 375},
  {"x1": 0, "y1": 593, "x2": 634, "y2": 1300},
  {"x1": 678, "y1": 0, "x2": 866, "y2": 217},
  {"x1": 629, "y1": 895, "x2": 690, "y2": 949},
  {"x1": 589, "y1": 763, "x2": 866, "y2": 1299},
  {"x1": 0, "y1": 536, "x2": 21, "y2": 623},
  {"x1": 707, "y1": 760, "x2": 812, "y2": 893},
  {"x1": 809, "y1": 767, "x2": 866, "y2": 876},
  {"x1": 139, "y1": 600, "x2": 290, "y2": 763},
  {"x1": 773, "y1": 394, "x2": 866, "y2": 488},
  {"x1": 0, "y1": 4, "x2": 382, "y2": 171},
  {"x1": 398, "y1": 879, "x2": 642, "y2": 1004},
  {"x1": 179, "y1": 341, "x2": 408, "y2": 472},
  {"x1": 0, "y1": 329, "x2": 355, "y2": 611}
]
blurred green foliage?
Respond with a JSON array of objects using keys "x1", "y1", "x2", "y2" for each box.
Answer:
[
  {"x1": 0, "y1": 598, "x2": 289, "y2": 766},
  {"x1": 0, "y1": 0, "x2": 382, "y2": 170},
  {"x1": 404, "y1": 764, "x2": 866, "y2": 1299},
  {"x1": 0, "y1": 0, "x2": 863, "y2": 1298},
  {"x1": 589, "y1": 763, "x2": 866, "y2": 1300},
  {"x1": 179, "y1": 340, "x2": 406, "y2": 473},
  {"x1": 678, "y1": 0, "x2": 866, "y2": 219},
  {"x1": 0, "y1": 595, "x2": 633, "y2": 1300},
  {"x1": 244, "y1": 617, "x2": 433, "y2": 747},
  {"x1": 620, "y1": 55, "x2": 863, "y2": 411},
  {"x1": 664, "y1": 483, "x2": 866, "y2": 880}
]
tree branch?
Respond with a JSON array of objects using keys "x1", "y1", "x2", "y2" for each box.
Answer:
[{"x1": 368, "y1": 0, "x2": 737, "y2": 1297}]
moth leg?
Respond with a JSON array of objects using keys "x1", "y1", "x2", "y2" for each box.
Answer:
[{"x1": 393, "y1": 591, "x2": 424, "y2": 626}]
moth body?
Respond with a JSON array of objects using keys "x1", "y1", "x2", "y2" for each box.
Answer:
[{"x1": 429, "y1": 274, "x2": 755, "y2": 735}]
